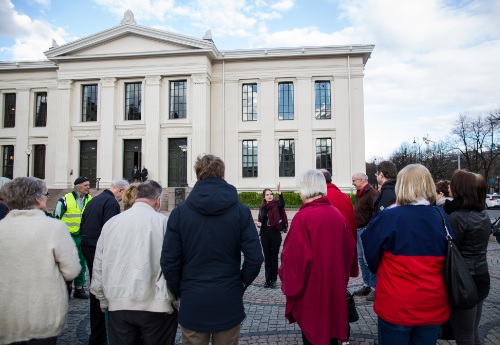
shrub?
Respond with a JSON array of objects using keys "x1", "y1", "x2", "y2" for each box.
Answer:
[{"x1": 238, "y1": 191, "x2": 303, "y2": 208}]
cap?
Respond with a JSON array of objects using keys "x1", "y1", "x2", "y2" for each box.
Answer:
[{"x1": 74, "y1": 177, "x2": 90, "y2": 186}]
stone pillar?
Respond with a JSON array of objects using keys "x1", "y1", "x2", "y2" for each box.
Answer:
[
  {"x1": 98, "y1": 78, "x2": 117, "y2": 185},
  {"x1": 144, "y1": 75, "x2": 162, "y2": 182},
  {"x1": 296, "y1": 77, "x2": 313, "y2": 170},
  {"x1": 51, "y1": 80, "x2": 73, "y2": 188},
  {"x1": 259, "y1": 78, "x2": 275, "y2": 185},
  {"x1": 13, "y1": 89, "x2": 30, "y2": 178},
  {"x1": 190, "y1": 73, "x2": 211, "y2": 184}
]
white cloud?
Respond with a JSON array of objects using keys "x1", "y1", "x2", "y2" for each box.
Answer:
[{"x1": 270, "y1": 0, "x2": 295, "y2": 11}]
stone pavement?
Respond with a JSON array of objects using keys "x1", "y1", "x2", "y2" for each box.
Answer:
[{"x1": 58, "y1": 233, "x2": 500, "y2": 345}]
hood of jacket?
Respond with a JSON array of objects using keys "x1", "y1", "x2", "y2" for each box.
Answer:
[{"x1": 186, "y1": 178, "x2": 239, "y2": 216}]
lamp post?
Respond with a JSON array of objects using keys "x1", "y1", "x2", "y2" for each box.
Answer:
[
  {"x1": 25, "y1": 148, "x2": 32, "y2": 177},
  {"x1": 497, "y1": 175, "x2": 499, "y2": 193},
  {"x1": 179, "y1": 145, "x2": 188, "y2": 187}
]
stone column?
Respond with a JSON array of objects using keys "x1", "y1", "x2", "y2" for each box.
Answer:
[
  {"x1": 98, "y1": 78, "x2": 117, "y2": 185},
  {"x1": 144, "y1": 75, "x2": 162, "y2": 182},
  {"x1": 259, "y1": 78, "x2": 275, "y2": 185},
  {"x1": 51, "y1": 80, "x2": 73, "y2": 188}
]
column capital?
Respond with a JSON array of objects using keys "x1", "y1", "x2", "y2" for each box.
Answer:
[
  {"x1": 145, "y1": 75, "x2": 162, "y2": 85},
  {"x1": 57, "y1": 79, "x2": 73, "y2": 90},
  {"x1": 191, "y1": 73, "x2": 211, "y2": 84},
  {"x1": 100, "y1": 78, "x2": 117, "y2": 88}
]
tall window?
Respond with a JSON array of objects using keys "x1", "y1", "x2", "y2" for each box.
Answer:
[
  {"x1": 278, "y1": 82, "x2": 294, "y2": 120},
  {"x1": 82, "y1": 84, "x2": 98, "y2": 122},
  {"x1": 169, "y1": 80, "x2": 187, "y2": 119},
  {"x1": 315, "y1": 81, "x2": 331, "y2": 119},
  {"x1": 2, "y1": 145, "x2": 14, "y2": 179},
  {"x1": 316, "y1": 138, "x2": 332, "y2": 173},
  {"x1": 279, "y1": 139, "x2": 295, "y2": 177},
  {"x1": 4, "y1": 93, "x2": 16, "y2": 128},
  {"x1": 125, "y1": 82, "x2": 141, "y2": 120},
  {"x1": 242, "y1": 140, "x2": 258, "y2": 177},
  {"x1": 242, "y1": 83, "x2": 257, "y2": 121},
  {"x1": 34, "y1": 92, "x2": 47, "y2": 127}
]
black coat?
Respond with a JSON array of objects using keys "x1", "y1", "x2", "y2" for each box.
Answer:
[
  {"x1": 80, "y1": 189, "x2": 121, "y2": 248},
  {"x1": 374, "y1": 179, "x2": 396, "y2": 214},
  {"x1": 161, "y1": 177, "x2": 263, "y2": 332}
]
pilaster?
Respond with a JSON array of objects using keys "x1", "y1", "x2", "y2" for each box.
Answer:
[
  {"x1": 99, "y1": 77, "x2": 117, "y2": 185},
  {"x1": 144, "y1": 75, "x2": 161, "y2": 182},
  {"x1": 13, "y1": 89, "x2": 30, "y2": 178}
]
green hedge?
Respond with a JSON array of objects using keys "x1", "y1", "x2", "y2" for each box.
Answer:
[
  {"x1": 238, "y1": 191, "x2": 356, "y2": 208},
  {"x1": 238, "y1": 191, "x2": 303, "y2": 208}
]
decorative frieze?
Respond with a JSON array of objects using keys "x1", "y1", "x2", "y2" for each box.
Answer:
[
  {"x1": 57, "y1": 79, "x2": 73, "y2": 90},
  {"x1": 116, "y1": 128, "x2": 146, "y2": 137},
  {"x1": 191, "y1": 74, "x2": 210, "y2": 84},
  {"x1": 72, "y1": 129, "x2": 100, "y2": 138},
  {"x1": 145, "y1": 76, "x2": 162, "y2": 85},
  {"x1": 100, "y1": 78, "x2": 117, "y2": 88},
  {"x1": 162, "y1": 127, "x2": 192, "y2": 135}
]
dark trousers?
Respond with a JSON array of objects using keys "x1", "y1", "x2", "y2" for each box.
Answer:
[
  {"x1": 260, "y1": 230, "x2": 282, "y2": 283},
  {"x1": 108, "y1": 309, "x2": 178, "y2": 345},
  {"x1": 8, "y1": 337, "x2": 57, "y2": 345},
  {"x1": 82, "y1": 246, "x2": 107, "y2": 345}
]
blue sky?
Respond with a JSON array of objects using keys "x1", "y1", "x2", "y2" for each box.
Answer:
[{"x1": 1, "y1": 0, "x2": 499, "y2": 160}]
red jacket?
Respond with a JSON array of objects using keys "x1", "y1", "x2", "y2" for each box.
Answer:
[{"x1": 279, "y1": 197, "x2": 356, "y2": 344}]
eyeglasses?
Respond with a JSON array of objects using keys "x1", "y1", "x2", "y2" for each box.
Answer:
[
  {"x1": 352, "y1": 179, "x2": 360, "y2": 183},
  {"x1": 43, "y1": 191, "x2": 49, "y2": 196}
]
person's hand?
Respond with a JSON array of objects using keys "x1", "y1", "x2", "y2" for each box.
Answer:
[
  {"x1": 101, "y1": 308, "x2": 106, "y2": 313},
  {"x1": 256, "y1": 221, "x2": 262, "y2": 227},
  {"x1": 277, "y1": 182, "x2": 281, "y2": 194}
]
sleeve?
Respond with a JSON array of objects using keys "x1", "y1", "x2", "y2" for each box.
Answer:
[
  {"x1": 52, "y1": 197, "x2": 66, "y2": 219},
  {"x1": 0, "y1": 204, "x2": 8, "y2": 219},
  {"x1": 278, "y1": 193, "x2": 285, "y2": 208},
  {"x1": 90, "y1": 228, "x2": 108, "y2": 309},
  {"x1": 102, "y1": 200, "x2": 121, "y2": 225},
  {"x1": 161, "y1": 208, "x2": 182, "y2": 299},
  {"x1": 375, "y1": 189, "x2": 396, "y2": 213},
  {"x1": 278, "y1": 215, "x2": 313, "y2": 298},
  {"x1": 258, "y1": 207, "x2": 263, "y2": 223},
  {"x1": 240, "y1": 206, "x2": 264, "y2": 289},
  {"x1": 361, "y1": 213, "x2": 393, "y2": 274},
  {"x1": 448, "y1": 213, "x2": 464, "y2": 246},
  {"x1": 53, "y1": 222, "x2": 81, "y2": 281}
]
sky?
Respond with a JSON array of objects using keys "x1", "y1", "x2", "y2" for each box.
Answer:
[{"x1": 1, "y1": 0, "x2": 499, "y2": 161}]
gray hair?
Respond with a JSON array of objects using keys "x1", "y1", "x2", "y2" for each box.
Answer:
[
  {"x1": 136, "y1": 180, "x2": 163, "y2": 200},
  {"x1": 296, "y1": 169, "x2": 327, "y2": 199},
  {"x1": 352, "y1": 172, "x2": 368, "y2": 181},
  {"x1": 110, "y1": 179, "x2": 129, "y2": 189},
  {"x1": 1, "y1": 177, "x2": 47, "y2": 210}
]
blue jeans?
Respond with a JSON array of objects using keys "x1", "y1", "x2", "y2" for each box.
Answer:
[
  {"x1": 378, "y1": 317, "x2": 441, "y2": 345},
  {"x1": 357, "y1": 228, "x2": 377, "y2": 289}
]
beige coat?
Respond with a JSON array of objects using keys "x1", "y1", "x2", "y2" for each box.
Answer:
[{"x1": 0, "y1": 209, "x2": 80, "y2": 344}]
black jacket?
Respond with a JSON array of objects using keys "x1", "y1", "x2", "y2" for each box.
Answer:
[
  {"x1": 161, "y1": 177, "x2": 263, "y2": 332},
  {"x1": 374, "y1": 179, "x2": 396, "y2": 215},
  {"x1": 80, "y1": 189, "x2": 121, "y2": 248}
]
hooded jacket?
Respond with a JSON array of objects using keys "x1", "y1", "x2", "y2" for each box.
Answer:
[
  {"x1": 161, "y1": 178, "x2": 263, "y2": 332},
  {"x1": 374, "y1": 179, "x2": 396, "y2": 214}
]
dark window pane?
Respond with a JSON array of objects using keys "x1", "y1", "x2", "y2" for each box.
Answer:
[
  {"x1": 2, "y1": 145, "x2": 14, "y2": 179},
  {"x1": 242, "y1": 84, "x2": 257, "y2": 121},
  {"x1": 82, "y1": 84, "x2": 98, "y2": 122},
  {"x1": 242, "y1": 140, "x2": 258, "y2": 177},
  {"x1": 34, "y1": 92, "x2": 47, "y2": 127},
  {"x1": 278, "y1": 82, "x2": 294, "y2": 120},
  {"x1": 125, "y1": 82, "x2": 141, "y2": 120},
  {"x1": 316, "y1": 138, "x2": 332, "y2": 173},
  {"x1": 4, "y1": 93, "x2": 16, "y2": 128},
  {"x1": 279, "y1": 139, "x2": 295, "y2": 177},
  {"x1": 315, "y1": 81, "x2": 331, "y2": 119},
  {"x1": 169, "y1": 80, "x2": 187, "y2": 119}
]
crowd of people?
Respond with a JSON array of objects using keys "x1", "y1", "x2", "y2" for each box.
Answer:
[{"x1": 0, "y1": 155, "x2": 492, "y2": 345}]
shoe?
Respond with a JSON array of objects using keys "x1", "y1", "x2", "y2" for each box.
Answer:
[
  {"x1": 366, "y1": 290, "x2": 376, "y2": 301},
  {"x1": 270, "y1": 281, "x2": 277, "y2": 289},
  {"x1": 73, "y1": 287, "x2": 90, "y2": 299},
  {"x1": 263, "y1": 281, "x2": 271, "y2": 288},
  {"x1": 353, "y1": 286, "x2": 371, "y2": 296},
  {"x1": 341, "y1": 342, "x2": 350, "y2": 345}
]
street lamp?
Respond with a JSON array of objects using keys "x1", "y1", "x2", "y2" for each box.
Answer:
[
  {"x1": 179, "y1": 145, "x2": 188, "y2": 187},
  {"x1": 25, "y1": 148, "x2": 32, "y2": 176}
]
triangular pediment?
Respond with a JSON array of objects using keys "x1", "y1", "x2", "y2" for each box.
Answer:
[{"x1": 44, "y1": 23, "x2": 218, "y2": 60}]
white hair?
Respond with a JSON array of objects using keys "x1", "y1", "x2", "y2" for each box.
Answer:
[
  {"x1": 111, "y1": 179, "x2": 129, "y2": 189},
  {"x1": 296, "y1": 169, "x2": 327, "y2": 199}
]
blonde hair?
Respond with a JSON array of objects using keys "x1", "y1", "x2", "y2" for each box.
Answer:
[
  {"x1": 122, "y1": 185, "x2": 138, "y2": 210},
  {"x1": 396, "y1": 164, "x2": 436, "y2": 205}
]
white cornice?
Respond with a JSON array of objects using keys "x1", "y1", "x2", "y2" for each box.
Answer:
[{"x1": 0, "y1": 61, "x2": 57, "y2": 71}]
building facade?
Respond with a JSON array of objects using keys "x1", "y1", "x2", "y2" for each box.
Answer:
[{"x1": 0, "y1": 11, "x2": 373, "y2": 192}]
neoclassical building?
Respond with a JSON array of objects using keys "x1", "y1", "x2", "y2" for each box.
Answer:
[{"x1": 0, "y1": 11, "x2": 373, "y2": 192}]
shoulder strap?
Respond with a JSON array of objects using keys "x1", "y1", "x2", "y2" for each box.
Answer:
[{"x1": 434, "y1": 206, "x2": 452, "y2": 240}]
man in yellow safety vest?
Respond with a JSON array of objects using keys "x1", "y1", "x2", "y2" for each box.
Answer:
[{"x1": 53, "y1": 177, "x2": 92, "y2": 299}]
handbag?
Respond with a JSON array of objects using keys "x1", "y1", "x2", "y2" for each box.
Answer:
[
  {"x1": 435, "y1": 207, "x2": 478, "y2": 310},
  {"x1": 347, "y1": 290, "x2": 359, "y2": 322}
]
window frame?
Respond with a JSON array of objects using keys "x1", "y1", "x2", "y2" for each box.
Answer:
[
  {"x1": 124, "y1": 82, "x2": 142, "y2": 121},
  {"x1": 3, "y1": 93, "x2": 16, "y2": 128},
  {"x1": 169, "y1": 80, "x2": 187, "y2": 119},
  {"x1": 242, "y1": 139, "x2": 258, "y2": 178},
  {"x1": 279, "y1": 139, "x2": 295, "y2": 177},
  {"x1": 278, "y1": 82, "x2": 294, "y2": 120},
  {"x1": 316, "y1": 138, "x2": 332, "y2": 173},
  {"x1": 82, "y1": 84, "x2": 98, "y2": 122},
  {"x1": 242, "y1": 83, "x2": 258, "y2": 121},
  {"x1": 314, "y1": 81, "x2": 331, "y2": 120},
  {"x1": 34, "y1": 92, "x2": 48, "y2": 127}
]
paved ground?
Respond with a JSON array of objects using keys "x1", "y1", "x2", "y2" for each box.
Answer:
[{"x1": 58, "y1": 231, "x2": 500, "y2": 345}]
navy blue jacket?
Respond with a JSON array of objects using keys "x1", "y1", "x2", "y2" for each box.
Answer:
[
  {"x1": 80, "y1": 189, "x2": 120, "y2": 248},
  {"x1": 161, "y1": 178, "x2": 263, "y2": 332}
]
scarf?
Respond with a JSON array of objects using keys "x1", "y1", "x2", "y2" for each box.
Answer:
[{"x1": 262, "y1": 200, "x2": 288, "y2": 230}]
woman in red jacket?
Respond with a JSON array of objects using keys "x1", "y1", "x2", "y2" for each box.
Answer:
[{"x1": 279, "y1": 169, "x2": 356, "y2": 345}]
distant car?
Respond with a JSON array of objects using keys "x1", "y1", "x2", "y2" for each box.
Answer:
[{"x1": 486, "y1": 194, "x2": 500, "y2": 208}]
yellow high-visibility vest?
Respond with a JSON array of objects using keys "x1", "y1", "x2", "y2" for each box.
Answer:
[{"x1": 61, "y1": 192, "x2": 92, "y2": 234}]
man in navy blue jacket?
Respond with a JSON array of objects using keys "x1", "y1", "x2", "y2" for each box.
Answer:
[
  {"x1": 80, "y1": 178, "x2": 129, "y2": 345},
  {"x1": 161, "y1": 154, "x2": 263, "y2": 344}
]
